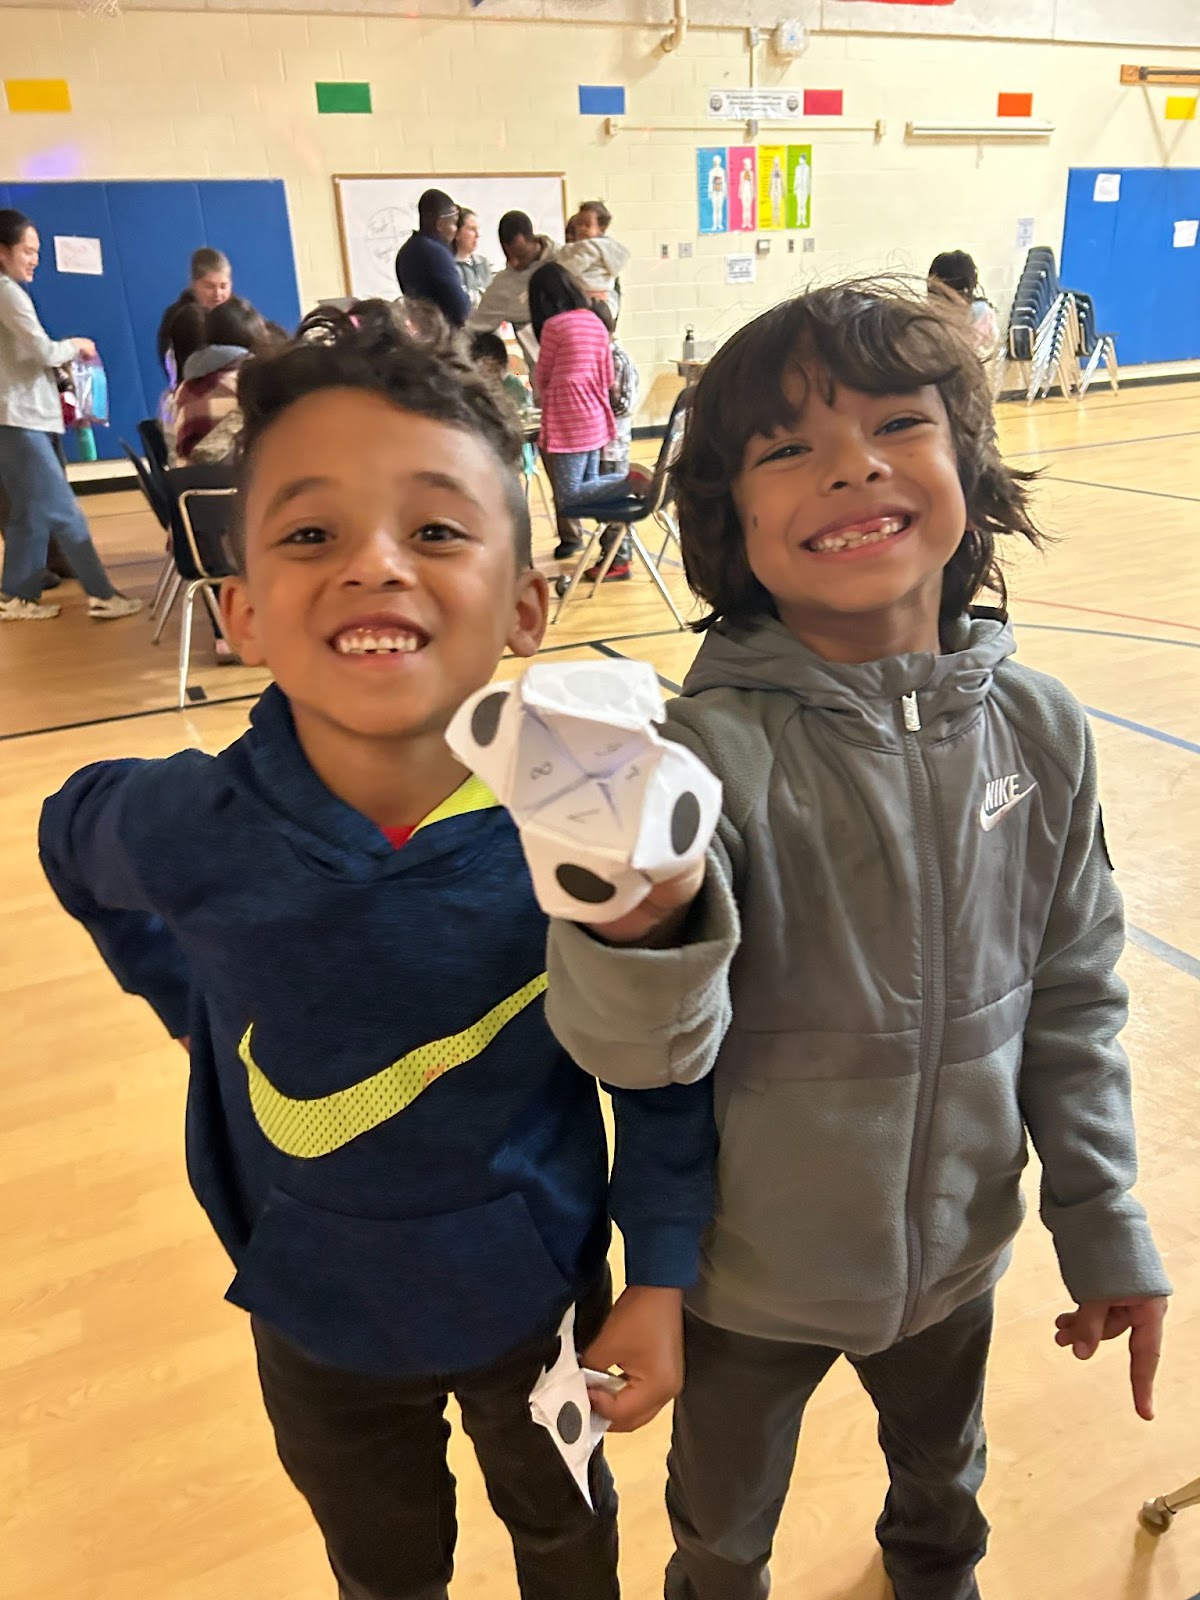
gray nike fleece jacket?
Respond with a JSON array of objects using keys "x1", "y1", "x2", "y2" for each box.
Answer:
[{"x1": 547, "y1": 612, "x2": 1169, "y2": 1354}]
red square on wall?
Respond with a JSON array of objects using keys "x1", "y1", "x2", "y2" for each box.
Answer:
[
  {"x1": 804, "y1": 89, "x2": 844, "y2": 116},
  {"x1": 997, "y1": 92, "x2": 1034, "y2": 117}
]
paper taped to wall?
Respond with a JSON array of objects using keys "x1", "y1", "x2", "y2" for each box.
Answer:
[
  {"x1": 1093, "y1": 173, "x2": 1121, "y2": 203},
  {"x1": 1172, "y1": 219, "x2": 1198, "y2": 249},
  {"x1": 54, "y1": 236, "x2": 103, "y2": 275}
]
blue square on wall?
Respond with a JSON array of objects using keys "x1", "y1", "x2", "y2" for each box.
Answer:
[{"x1": 579, "y1": 85, "x2": 626, "y2": 116}]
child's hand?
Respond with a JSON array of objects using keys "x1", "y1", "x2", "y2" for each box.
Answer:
[
  {"x1": 1054, "y1": 1295, "x2": 1168, "y2": 1420},
  {"x1": 581, "y1": 1285, "x2": 684, "y2": 1432},
  {"x1": 586, "y1": 859, "x2": 706, "y2": 948}
]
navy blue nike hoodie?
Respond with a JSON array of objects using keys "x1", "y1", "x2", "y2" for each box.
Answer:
[{"x1": 39, "y1": 686, "x2": 715, "y2": 1378}]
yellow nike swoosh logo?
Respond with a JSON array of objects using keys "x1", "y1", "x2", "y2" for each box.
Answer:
[{"x1": 238, "y1": 971, "x2": 549, "y2": 1159}]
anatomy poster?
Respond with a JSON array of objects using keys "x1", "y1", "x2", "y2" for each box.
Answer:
[
  {"x1": 758, "y1": 146, "x2": 788, "y2": 231},
  {"x1": 729, "y1": 146, "x2": 758, "y2": 233},
  {"x1": 787, "y1": 144, "x2": 813, "y2": 229},
  {"x1": 697, "y1": 147, "x2": 729, "y2": 234}
]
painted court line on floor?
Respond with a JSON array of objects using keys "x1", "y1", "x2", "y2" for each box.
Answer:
[
  {"x1": 1083, "y1": 705, "x2": 1200, "y2": 757},
  {"x1": 1005, "y1": 426, "x2": 1200, "y2": 461},
  {"x1": 1017, "y1": 598, "x2": 1200, "y2": 634},
  {"x1": 1040, "y1": 474, "x2": 1200, "y2": 505},
  {"x1": 1015, "y1": 622, "x2": 1200, "y2": 650},
  {"x1": 1127, "y1": 925, "x2": 1200, "y2": 983}
]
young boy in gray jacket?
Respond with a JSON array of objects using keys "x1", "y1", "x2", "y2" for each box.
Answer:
[{"x1": 543, "y1": 281, "x2": 1170, "y2": 1600}]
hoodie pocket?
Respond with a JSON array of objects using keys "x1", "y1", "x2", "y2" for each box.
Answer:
[{"x1": 227, "y1": 1188, "x2": 570, "y2": 1377}]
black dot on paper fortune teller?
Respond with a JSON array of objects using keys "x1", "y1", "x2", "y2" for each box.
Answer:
[
  {"x1": 470, "y1": 691, "x2": 507, "y2": 748},
  {"x1": 555, "y1": 864, "x2": 617, "y2": 904},
  {"x1": 671, "y1": 792, "x2": 701, "y2": 855},
  {"x1": 556, "y1": 1400, "x2": 584, "y2": 1445}
]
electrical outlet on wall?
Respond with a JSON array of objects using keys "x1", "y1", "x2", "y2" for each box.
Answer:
[
  {"x1": 678, "y1": 241, "x2": 694, "y2": 259},
  {"x1": 803, "y1": 237, "x2": 816, "y2": 253},
  {"x1": 660, "y1": 243, "x2": 670, "y2": 260},
  {"x1": 788, "y1": 238, "x2": 796, "y2": 254}
]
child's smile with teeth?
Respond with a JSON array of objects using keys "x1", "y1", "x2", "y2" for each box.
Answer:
[{"x1": 805, "y1": 513, "x2": 912, "y2": 554}]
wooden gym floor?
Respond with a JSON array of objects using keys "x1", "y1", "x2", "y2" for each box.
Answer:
[{"x1": 2, "y1": 384, "x2": 1198, "y2": 1600}]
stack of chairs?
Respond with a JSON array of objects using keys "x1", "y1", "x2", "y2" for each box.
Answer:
[{"x1": 995, "y1": 247, "x2": 1118, "y2": 403}]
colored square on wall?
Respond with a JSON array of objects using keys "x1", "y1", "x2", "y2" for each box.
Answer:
[
  {"x1": 5, "y1": 79, "x2": 72, "y2": 113},
  {"x1": 316, "y1": 81, "x2": 372, "y2": 115},
  {"x1": 998, "y1": 92, "x2": 1034, "y2": 117},
  {"x1": 578, "y1": 85, "x2": 625, "y2": 116},
  {"x1": 804, "y1": 89, "x2": 843, "y2": 116},
  {"x1": 1165, "y1": 96, "x2": 1197, "y2": 121}
]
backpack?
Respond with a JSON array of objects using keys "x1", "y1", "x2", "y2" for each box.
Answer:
[{"x1": 610, "y1": 342, "x2": 639, "y2": 419}]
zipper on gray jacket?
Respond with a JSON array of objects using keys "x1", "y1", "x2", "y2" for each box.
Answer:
[{"x1": 898, "y1": 689, "x2": 949, "y2": 1339}]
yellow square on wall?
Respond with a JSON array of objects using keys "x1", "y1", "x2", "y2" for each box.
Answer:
[
  {"x1": 1165, "y1": 95, "x2": 1197, "y2": 121},
  {"x1": 5, "y1": 78, "x2": 73, "y2": 113}
]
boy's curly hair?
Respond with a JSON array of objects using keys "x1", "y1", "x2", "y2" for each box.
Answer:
[
  {"x1": 231, "y1": 299, "x2": 531, "y2": 570},
  {"x1": 673, "y1": 278, "x2": 1043, "y2": 629}
]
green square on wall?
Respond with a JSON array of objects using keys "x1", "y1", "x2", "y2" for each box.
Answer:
[{"x1": 316, "y1": 81, "x2": 372, "y2": 114}]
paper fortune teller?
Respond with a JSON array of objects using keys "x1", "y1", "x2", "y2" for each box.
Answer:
[
  {"x1": 529, "y1": 1303, "x2": 624, "y2": 1507},
  {"x1": 445, "y1": 660, "x2": 722, "y2": 922}
]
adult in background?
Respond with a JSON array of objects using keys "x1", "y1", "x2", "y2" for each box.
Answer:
[
  {"x1": 0, "y1": 208, "x2": 141, "y2": 622},
  {"x1": 395, "y1": 190, "x2": 471, "y2": 328},
  {"x1": 156, "y1": 247, "x2": 233, "y2": 377},
  {"x1": 528, "y1": 261, "x2": 630, "y2": 563},
  {"x1": 468, "y1": 211, "x2": 558, "y2": 348},
  {"x1": 453, "y1": 208, "x2": 493, "y2": 308}
]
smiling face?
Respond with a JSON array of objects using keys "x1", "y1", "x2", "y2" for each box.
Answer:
[
  {"x1": 221, "y1": 387, "x2": 547, "y2": 749},
  {"x1": 0, "y1": 226, "x2": 40, "y2": 284},
  {"x1": 733, "y1": 374, "x2": 967, "y2": 655}
]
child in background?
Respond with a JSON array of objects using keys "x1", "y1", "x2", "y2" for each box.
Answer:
[
  {"x1": 171, "y1": 295, "x2": 276, "y2": 464},
  {"x1": 471, "y1": 328, "x2": 537, "y2": 479},
  {"x1": 559, "y1": 201, "x2": 630, "y2": 324},
  {"x1": 528, "y1": 263, "x2": 628, "y2": 561},
  {"x1": 41, "y1": 303, "x2": 714, "y2": 1600},
  {"x1": 543, "y1": 280, "x2": 1169, "y2": 1600},
  {"x1": 929, "y1": 250, "x2": 1000, "y2": 354}
]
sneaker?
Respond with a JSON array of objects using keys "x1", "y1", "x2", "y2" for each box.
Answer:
[
  {"x1": 584, "y1": 558, "x2": 632, "y2": 583},
  {"x1": 0, "y1": 593, "x2": 60, "y2": 620},
  {"x1": 88, "y1": 593, "x2": 144, "y2": 620},
  {"x1": 554, "y1": 537, "x2": 584, "y2": 561}
]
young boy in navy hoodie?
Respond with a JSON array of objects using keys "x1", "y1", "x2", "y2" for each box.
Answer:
[{"x1": 39, "y1": 304, "x2": 713, "y2": 1600}]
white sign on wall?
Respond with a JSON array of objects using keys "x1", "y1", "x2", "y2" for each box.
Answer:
[
  {"x1": 708, "y1": 89, "x2": 804, "y2": 122},
  {"x1": 54, "y1": 236, "x2": 103, "y2": 276},
  {"x1": 1093, "y1": 173, "x2": 1121, "y2": 203},
  {"x1": 724, "y1": 253, "x2": 756, "y2": 285}
]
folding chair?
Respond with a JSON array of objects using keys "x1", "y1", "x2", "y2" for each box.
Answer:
[
  {"x1": 156, "y1": 464, "x2": 238, "y2": 707},
  {"x1": 1140, "y1": 1474, "x2": 1200, "y2": 1533},
  {"x1": 551, "y1": 390, "x2": 691, "y2": 629},
  {"x1": 120, "y1": 438, "x2": 175, "y2": 621}
]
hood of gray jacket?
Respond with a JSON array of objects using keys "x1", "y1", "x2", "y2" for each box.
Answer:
[
  {"x1": 181, "y1": 344, "x2": 248, "y2": 382},
  {"x1": 682, "y1": 612, "x2": 1016, "y2": 740}
]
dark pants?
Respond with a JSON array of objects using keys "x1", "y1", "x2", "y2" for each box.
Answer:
[
  {"x1": 665, "y1": 1292, "x2": 993, "y2": 1600},
  {"x1": 542, "y1": 448, "x2": 631, "y2": 550},
  {"x1": 252, "y1": 1271, "x2": 619, "y2": 1600}
]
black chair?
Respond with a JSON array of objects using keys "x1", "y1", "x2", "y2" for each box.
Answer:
[
  {"x1": 155, "y1": 464, "x2": 238, "y2": 707},
  {"x1": 120, "y1": 438, "x2": 176, "y2": 621},
  {"x1": 551, "y1": 389, "x2": 692, "y2": 629},
  {"x1": 137, "y1": 417, "x2": 170, "y2": 485}
]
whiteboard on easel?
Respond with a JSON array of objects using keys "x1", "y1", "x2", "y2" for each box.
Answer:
[{"x1": 334, "y1": 174, "x2": 567, "y2": 300}]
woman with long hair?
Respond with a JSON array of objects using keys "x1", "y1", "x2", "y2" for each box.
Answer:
[{"x1": 0, "y1": 208, "x2": 141, "y2": 621}]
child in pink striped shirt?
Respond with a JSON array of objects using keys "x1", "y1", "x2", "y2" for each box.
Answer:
[{"x1": 529, "y1": 263, "x2": 630, "y2": 562}]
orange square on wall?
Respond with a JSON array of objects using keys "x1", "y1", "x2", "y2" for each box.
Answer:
[
  {"x1": 997, "y1": 92, "x2": 1034, "y2": 117},
  {"x1": 5, "y1": 78, "x2": 72, "y2": 112}
]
